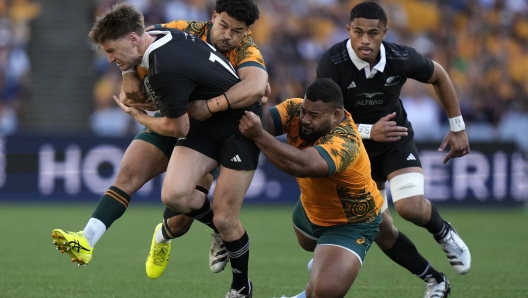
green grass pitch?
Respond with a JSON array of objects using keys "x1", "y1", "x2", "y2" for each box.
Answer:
[{"x1": 0, "y1": 203, "x2": 527, "y2": 297}]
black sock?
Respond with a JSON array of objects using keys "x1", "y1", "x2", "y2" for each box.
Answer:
[
  {"x1": 382, "y1": 231, "x2": 444, "y2": 283},
  {"x1": 422, "y1": 202, "x2": 448, "y2": 239},
  {"x1": 195, "y1": 185, "x2": 209, "y2": 196},
  {"x1": 161, "y1": 207, "x2": 188, "y2": 239},
  {"x1": 91, "y1": 186, "x2": 131, "y2": 228},
  {"x1": 224, "y1": 231, "x2": 251, "y2": 294},
  {"x1": 417, "y1": 262, "x2": 445, "y2": 284},
  {"x1": 161, "y1": 185, "x2": 211, "y2": 239},
  {"x1": 184, "y1": 195, "x2": 218, "y2": 233}
]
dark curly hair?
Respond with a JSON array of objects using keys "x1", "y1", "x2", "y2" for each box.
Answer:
[
  {"x1": 215, "y1": 0, "x2": 260, "y2": 26},
  {"x1": 350, "y1": 1, "x2": 387, "y2": 26},
  {"x1": 306, "y1": 78, "x2": 343, "y2": 110}
]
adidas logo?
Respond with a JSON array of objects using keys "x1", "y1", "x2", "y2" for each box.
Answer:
[
  {"x1": 347, "y1": 81, "x2": 356, "y2": 89},
  {"x1": 231, "y1": 155, "x2": 242, "y2": 162},
  {"x1": 407, "y1": 153, "x2": 416, "y2": 161},
  {"x1": 232, "y1": 268, "x2": 242, "y2": 274}
]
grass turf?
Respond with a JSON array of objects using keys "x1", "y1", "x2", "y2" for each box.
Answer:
[{"x1": 0, "y1": 203, "x2": 527, "y2": 297}]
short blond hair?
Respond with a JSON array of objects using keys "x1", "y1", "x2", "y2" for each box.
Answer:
[{"x1": 89, "y1": 2, "x2": 144, "y2": 45}]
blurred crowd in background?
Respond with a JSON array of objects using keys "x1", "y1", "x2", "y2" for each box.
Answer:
[
  {"x1": 0, "y1": 0, "x2": 38, "y2": 135},
  {"x1": 1, "y1": 0, "x2": 528, "y2": 151}
]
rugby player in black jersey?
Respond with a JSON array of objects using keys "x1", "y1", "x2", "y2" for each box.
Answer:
[
  {"x1": 286, "y1": 2, "x2": 471, "y2": 298},
  {"x1": 116, "y1": 0, "x2": 268, "y2": 280}
]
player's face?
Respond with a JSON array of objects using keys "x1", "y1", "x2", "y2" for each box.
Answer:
[
  {"x1": 100, "y1": 33, "x2": 142, "y2": 71},
  {"x1": 210, "y1": 11, "x2": 248, "y2": 53},
  {"x1": 299, "y1": 97, "x2": 338, "y2": 142},
  {"x1": 347, "y1": 18, "x2": 387, "y2": 64}
]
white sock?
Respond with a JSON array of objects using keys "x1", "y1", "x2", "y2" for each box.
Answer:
[
  {"x1": 155, "y1": 225, "x2": 170, "y2": 244},
  {"x1": 291, "y1": 291, "x2": 306, "y2": 298},
  {"x1": 83, "y1": 218, "x2": 107, "y2": 247}
]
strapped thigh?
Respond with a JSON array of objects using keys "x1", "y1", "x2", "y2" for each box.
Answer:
[{"x1": 389, "y1": 172, "x2": 424, "y2": 202}]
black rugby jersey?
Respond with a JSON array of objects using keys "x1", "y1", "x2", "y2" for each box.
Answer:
[
  {"x1": 145, "y1": 28, "x2": 240, "y2": 119},
  {"x1": 316, "y1": 40, "x2": 434, "y2": 127}
]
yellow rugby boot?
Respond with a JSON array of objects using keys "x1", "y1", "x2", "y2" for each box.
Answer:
[
  {"x1": 146, "y1": 223, "x2": 171, "y2": 279},
  {"x1": 51, "y1": 229, "x2": 93, "y2": 266}
]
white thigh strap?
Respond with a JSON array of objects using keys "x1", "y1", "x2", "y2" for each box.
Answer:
[{"x1": 389, "y1": 172, "x2": 424, "y2": 202}]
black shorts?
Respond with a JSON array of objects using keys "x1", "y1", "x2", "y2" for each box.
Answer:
[
  {"x1": 363, "y1": 124, "x2": 421, "y2": 181},
  {"x1": 176, "y1": 103, "x2": 262, "y2": 170}
]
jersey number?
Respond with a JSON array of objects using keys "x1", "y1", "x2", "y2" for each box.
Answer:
[{"x1": 209, "y1": 52, "x2": 239, "y2": 79}]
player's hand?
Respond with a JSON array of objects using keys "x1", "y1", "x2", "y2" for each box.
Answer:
[
  {"x1": 117, "y1": 87, "x2": 155, "y2": 110},
  {"x1": 438, "y1": 130, "x2": 470, "y2": 164},
  {"x1": 188, "y1": 100, "x2": 212, "y2": 121},
  {"x1": 113, "y1": 95, "x2": 147, "y2": 118},
  {"x1": 239, "y1": 111, "x2": 264, "y2": 139},
  {"x1": 370, "y1": 113, "x2": 408, "y2": 142},
  {"x1": 122, "y1": 71, "x2": 147, "y2": 103},
  {"x1": 261, "y1": 82, "x2": 271, "y2": 105}
]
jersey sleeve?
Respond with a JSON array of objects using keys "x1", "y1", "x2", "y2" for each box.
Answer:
[
  {"x1": 154, "y1": 20, "x2": 208, "y2": 37},
  {"x1": 404, "y1": 46, "x2": 434, "y2": 83},
  {"x1": 313, "y1": 125, "x2": 360, "y2": 176},
  {"x1": 232, "y1": 33, "x2": 266, "y2": 71},
  {"x1": 159, "y1": 20, "x2": 190, "y2": 30},
  {"x1": 316, "y1": 53, "x2": 341, "y2": 83},
  {"x1": 148, "y1": 72, "x2": 194, "y2": 118},
  {"x1": 268, "y1": 98, "x2": 302, "y2": 136}
]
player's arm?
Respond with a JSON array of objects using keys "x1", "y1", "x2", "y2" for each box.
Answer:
[
  {"x1": 190, "y1": 66, "x2": 268, "y2": 121},
  {"x1": 223, "y1": 66, "x2": 268, "y2": 109},
  {"x1": 357, "y1": 113, "x2": 408, "y2": 142},
  {"x1": 427, "y1": 61, "x2": 463, "y2": 121},
  {"x1": 113, "y1": 94, "x2": 189, "y2": 138},
  {"x1": 264, "y1": 107, "x2": 275, "y2": 136},
  {"x1": 239, "y1": 111, "x2": 329, "y2": 178},
  {"x1": 427, "y1": 60, "x2": 470, "y2": 163},
  {"x1": 125, "y1": 109, "x2": 188, "y2": 137},
  {"x1": 216, "y1": 39, "x2": 269, "y2": 110},
  {"x1": 132, "y1": 72, "x2": 194, "y2": 138}
]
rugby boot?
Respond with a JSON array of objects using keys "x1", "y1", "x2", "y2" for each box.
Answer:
[
  {"x1": 437, "y1": 222, "x2": 471, "y2": 274},
  {"x1": 424, "y1": 273, "x2": 451, "y2": 298},
  {"x1": 51, "y1": 229, "x2": 93, "y2": 266},
  {"x1": 224, "y1": 282, "x2": 253, "y2": 298},
  {"x1": 146, "y1": 223, "x2": 171, "y2": 279},
  {"x1": 210, "y1": 232, "x2": 229, "y2": 273}
]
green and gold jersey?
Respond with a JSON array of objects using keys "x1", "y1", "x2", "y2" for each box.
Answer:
[
  {"x1": 269, "y1": 98, "x2": 383, "y2": 226},
  {"x1": 157, "y1": 20, "x2": 266, "y2": 71}
]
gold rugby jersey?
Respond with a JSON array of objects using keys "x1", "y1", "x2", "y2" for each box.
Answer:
[
  {"x1": 157, "y1": 20, "x2": 266, "y2": 71},
  {"x1": 269, "y1": 98, "x2": 383, "y2": 226}
]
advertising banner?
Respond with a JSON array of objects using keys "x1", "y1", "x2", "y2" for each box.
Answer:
[{"x1": 0, "y1": 135, "x2": 526, "y2": 205}]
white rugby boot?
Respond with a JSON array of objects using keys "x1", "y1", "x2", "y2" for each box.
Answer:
[{"x1": 437, "y1": 222, "x2": 471, "y2": 274}]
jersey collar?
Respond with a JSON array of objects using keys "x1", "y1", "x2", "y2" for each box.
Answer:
[
  {"x1": 142, "y1": 31, "x2": 172, "y2": 68},
  {"x1": 346, "y1": 39, "x2": 386, "y2": 79}
]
